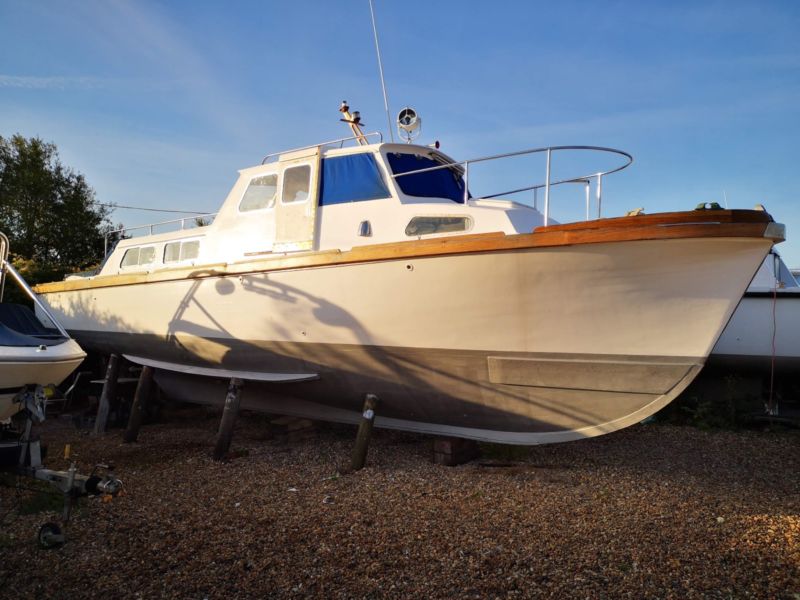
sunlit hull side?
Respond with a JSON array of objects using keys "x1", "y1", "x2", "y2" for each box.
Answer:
[
  {"x1": 36, "y1": 214, "x2": 777, "y2": 444},
  {"x1": 0, "y1": 340, "x2": 85, "y2": 421}
]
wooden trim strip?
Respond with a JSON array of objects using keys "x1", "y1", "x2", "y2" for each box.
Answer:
[
  {"x1": 35, "y1": 210, "x2": 776, "y2": 294},
  {"x1": 536, "y1": 209, "x2": 772, "y2": 232}
]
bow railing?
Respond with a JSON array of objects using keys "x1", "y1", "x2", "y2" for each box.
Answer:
[{"x1": 392, "y1": 145, "x2": 633, "y2": 225}]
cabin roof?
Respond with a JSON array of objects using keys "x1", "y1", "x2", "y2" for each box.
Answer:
[{"x1": 239, "y1": 143, "x2": 459, "y2": 175}]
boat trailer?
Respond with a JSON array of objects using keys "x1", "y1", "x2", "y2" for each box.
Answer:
[{"x1": 1, "y1": 384, "x2": 123, "y2": 548}]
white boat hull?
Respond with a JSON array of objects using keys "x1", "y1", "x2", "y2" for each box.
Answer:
[
  {"x1": 0, "y1": 339, "x2": 85, "y2": 421},
  {"x1": 710, "y1": 290, "x2": 800, "y2": 372},
  {"x1": 39, "y1": 234, "x2": 772, "y2": 443}
]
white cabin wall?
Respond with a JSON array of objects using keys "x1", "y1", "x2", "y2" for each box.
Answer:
[
  {"x1": 98, "y1": 143, "x2": 548, "y2": 275},
  {"x1": 204, "y1": 165, "x2": 279, "y2": 263}
]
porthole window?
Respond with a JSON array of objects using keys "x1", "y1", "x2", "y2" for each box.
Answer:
[{"x1": 405, "y1": 216, "x2": 472, "y2": 236}]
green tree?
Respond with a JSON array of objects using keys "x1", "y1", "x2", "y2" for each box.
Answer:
[{"x1": 0, "y1": 134, "x2": 111, "y2": 275}]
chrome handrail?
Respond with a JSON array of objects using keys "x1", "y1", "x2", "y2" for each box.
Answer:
[
  {"x1": 261, "y1": 131, "x2": 384, "y2": 164},
  {"x1": 104, "y1": 212, "x2": 217, "y2": 257},
  {"x1": 2, "y1": 260, "x2": 70, "y2": 337},
  {"x1": 0, "y1": 232, "x2": 8, "y2": 302},
  {"x1": 392, "y1": 145, "x2": 633, "y2": 225}
]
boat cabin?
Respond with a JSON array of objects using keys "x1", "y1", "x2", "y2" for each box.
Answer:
[{"x1": 99, "y1": 142, "x2": 544, "y2": 277}]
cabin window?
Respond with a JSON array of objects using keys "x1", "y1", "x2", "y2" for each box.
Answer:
[
  {"x1": 281, "y1": 165, "x2": 311, "y2": 203},
  {"x1": 319, "y1": 154, "x2": 390, "y2": 205},
  {"x1": 164, "y1": 242, "x2": 180, "y2": 263},
  {"x1": 164, "y1": 240, "x2": 200, "y2": 264},
  {"x1": 181, "y1": 240, "x2": 200, "y2": 260},
  {"x1": 388, "y1": 153, "x2": 469, "y2": 204},
  {"x1": 239, "y1": 174, "x2": 278, "y2": 212},
  {"x1": 405, "y1": 216, "x2": 472, "y2": 236},
  {"x1": 120, "y1": 248, "x2": 140, "y2": 268},
  {"x1": 139, "y1": 246, "x2": 155, "y2": 265},
  {"x1": 120, "y1": 246, "x2": 156, "y2": 268}
]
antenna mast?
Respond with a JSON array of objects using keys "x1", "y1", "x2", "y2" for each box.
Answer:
[{"x1": 368, "y1": 0, "x2": 394, "y2": 142}]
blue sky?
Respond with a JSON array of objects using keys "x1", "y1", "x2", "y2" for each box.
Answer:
[{"x1": 1, "y1": 0, "x2": 799, "y2": 265}]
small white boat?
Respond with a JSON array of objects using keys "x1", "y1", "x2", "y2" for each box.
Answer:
[
  {"x1": 34, "y1": 108, "x2": 784, "y2": 443},
  {"x1": 0, "y1": 233, "x2": 86, "y2": 421},
  {"x1": 711, "y1": 251, "x2": 800, "y2": 372}
]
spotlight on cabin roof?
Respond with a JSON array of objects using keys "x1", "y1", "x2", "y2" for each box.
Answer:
[{"x1": 397, "y1": 107, "x2": 421, "y2": 143}]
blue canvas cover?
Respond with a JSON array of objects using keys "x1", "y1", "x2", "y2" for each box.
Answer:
[
  {"x1": 387, "y1": 153, "x2": 467, "y2": 204},
  {"x1": 319, "y1": 153, "x2": 391, "y2": 206}
]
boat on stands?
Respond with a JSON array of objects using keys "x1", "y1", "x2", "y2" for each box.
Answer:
[
  {"x1": 0, "y1": 233, "x2": 86, "y2": 421},
  {"x1": 34, "y1": 107, "x2": 784, "y2": 443},
  {"x1": 710, "y1": 250, "x2": 800, "y2": 373}
]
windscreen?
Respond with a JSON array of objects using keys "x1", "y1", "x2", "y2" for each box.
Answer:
[
  {"x1": 319, "y1": 153, "x2": 390, "y2": 205},
  {"x1": 387, "y1": 153, "x2": 468, "y2": 204}
]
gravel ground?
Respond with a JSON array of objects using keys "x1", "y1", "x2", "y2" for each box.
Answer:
[{"x1": 1, "y1": 407, "x2": 798, "y2": 599}]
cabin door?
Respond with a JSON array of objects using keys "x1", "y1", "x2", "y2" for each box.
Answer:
[{"x1": 274, "y1": 147, "x2": 321, "y2": 252}]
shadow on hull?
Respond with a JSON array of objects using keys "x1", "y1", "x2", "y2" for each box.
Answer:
[{"x1": 75, "y1": 330, "x2": 702, "y2": 445}]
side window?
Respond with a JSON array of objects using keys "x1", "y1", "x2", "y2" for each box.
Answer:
[
  {"x1": 120, "y1": 246, "x2": 156, "y2": 268},
  {"x1": 181, "y1": 240, "x2": 200, "y2": 261},
  {"x1": 319, "y1": 154, "x2": 391, "y2": 205},
  {"x1": 139, "y1": 246, "x2": 155, "y2": 265},
  {"x1": 120, "y1": 248, "x2": 140, "y2": 268},
  {"x1": 281, "y1": 165, "x2": 311, "y2": 204},
  {"x1": 164, "y1": 240, "x2": 201, "y2": 264},
  {"x1": 164, "y1": 242, "x2": 181, "y2": 263},
  {"x1": 239, "y1": 174, "x2": 278, "y2": 212}
]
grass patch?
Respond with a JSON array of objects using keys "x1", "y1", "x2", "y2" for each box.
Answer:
[
  {"x1": 17, "y1": 488, "x2": 63, "y2": 516},
  {"x1": 1, "y1": 475, "x2": 64, "y2": 516}
]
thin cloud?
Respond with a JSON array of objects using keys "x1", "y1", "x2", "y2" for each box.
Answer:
[
  {"x1": 67, "y1": 0, "x2": 266, "y2": 143},
  {"x1": 0, "y1": 75, "x2": 107, "y2": 90}
]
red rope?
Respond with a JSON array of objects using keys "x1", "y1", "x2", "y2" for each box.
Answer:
[{"x1": 767, "y1": 254, "x2": 779, "y2": 415}]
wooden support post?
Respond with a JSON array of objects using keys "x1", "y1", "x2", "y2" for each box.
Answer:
[
  {"x1": 94, "y1": 354, "x2": 120, "y2": 435},
  {"x1": 351, "y1": 394, "x2": 379, "y2": 471},
  {"x1": 123, "y1": 366, "x2": 154, "y2": 443},
  {"x1": 213, "y1": 378, "x2": 244, "y2": 461}
]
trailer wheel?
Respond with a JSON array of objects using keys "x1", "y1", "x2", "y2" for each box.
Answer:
[{"x1": 37, "y1": 522, "x2": 64, "y2": 549}]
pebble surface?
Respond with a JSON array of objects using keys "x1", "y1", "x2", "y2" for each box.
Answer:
[{"x1": 1, "y1": 408, "x2": 798, "y2": 599}]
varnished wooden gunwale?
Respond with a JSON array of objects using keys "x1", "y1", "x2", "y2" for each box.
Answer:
[
  {"x1": 535, "y1": 209, "x2": 772, "y2": 232},
  {"x1": 35, "y1": 210, "x2": 775, "y2": 294}
]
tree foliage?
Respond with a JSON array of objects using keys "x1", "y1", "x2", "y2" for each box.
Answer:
[{"x1": 0, "y1": 134, "x2": 111, "y2": 273}]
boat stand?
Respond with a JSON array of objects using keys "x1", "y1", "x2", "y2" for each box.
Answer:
[
  {"x1": 3, "y1": 385, "x2": 123, "y2": 548},
  {"x1": 213, "y1": 378, "x2": 244, "y2": 461},
  {"x1": 94, "y1": 353, "x2": 121, "y2": 434},
  {"x1": 350, "y1": 394, "x2": 379, "y2": 471},
  {"x1": 123, "y1": 365, "x2": 154, "y2": 443}
]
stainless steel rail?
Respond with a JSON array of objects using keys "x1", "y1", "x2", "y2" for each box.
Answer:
[
  {"x1": 261, "y1": 131, "x2": 384, "y2": 164},
  {"x1": 392, "y1": 145, "x2": 633, "y2": 225},
  {"x1": 0, "y1": 232, "x2": 8, "y2": 302},
  {"x1": 103, "y1": 212, "x2": 218, "y2": 257}
]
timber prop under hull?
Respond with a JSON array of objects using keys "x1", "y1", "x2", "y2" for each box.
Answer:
[{"x1": 36, "y1": 210, "x2": 783, "y2": 443}]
